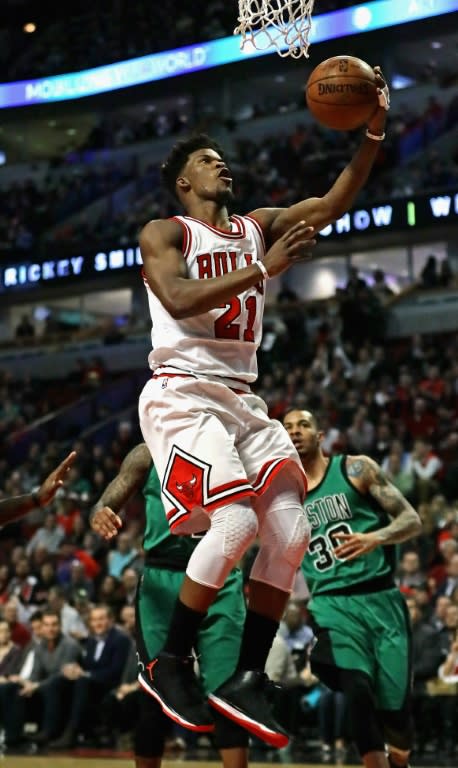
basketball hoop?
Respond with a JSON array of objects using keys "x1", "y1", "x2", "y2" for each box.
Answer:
[{"x1": 235, "y1": 0, "x2": 315, "y2": 59}]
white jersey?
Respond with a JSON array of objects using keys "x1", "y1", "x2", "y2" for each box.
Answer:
[{"x1": 144, "y1": 213, "x2": 266, "y2": 384}]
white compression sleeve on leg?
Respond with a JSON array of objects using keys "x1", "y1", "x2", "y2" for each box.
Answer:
[
  {"x1": 250, "y1": 474, "x2": 310, "y2": 592},
  {"x1": 186, "y1": 499, "x2": 258, "y2": 589}
]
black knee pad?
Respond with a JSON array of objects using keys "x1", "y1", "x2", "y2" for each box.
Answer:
[
  {"x1": 339, "y1": 669, "x2": 385, "y2": 756},
  {"x1": 381, "y1": 705, "x2": 414, "y2": 751},
  {"x1": 212, "y1": 710, "x2": 249, "y2": 750},
  {"x1": 135, "y1": 693, "x2": 172, "y2": 758}
]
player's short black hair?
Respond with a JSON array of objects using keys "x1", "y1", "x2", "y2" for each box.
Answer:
[{"x1": 161, "y1": 133, "x2": 225, "y2": 199}]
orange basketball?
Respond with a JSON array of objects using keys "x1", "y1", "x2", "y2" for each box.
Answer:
[{"x1": 305, "y1": 55, "x2": 378, "y2": 131}]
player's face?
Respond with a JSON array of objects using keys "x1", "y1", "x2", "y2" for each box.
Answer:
[
  {"x1": 179, "y1": 148, "x2": 233, "y2": 204},
  {"x1": 283, "y1": 410, "x2": 323, "y2": 459}
]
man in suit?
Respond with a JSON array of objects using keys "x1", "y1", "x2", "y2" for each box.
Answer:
[{"x1": 49, "y1": 604, "x2": 130, "y2": 748}]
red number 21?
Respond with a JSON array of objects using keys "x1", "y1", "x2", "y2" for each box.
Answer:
[{"x1": 214, "y1": 296, "x2": 257, "y2": 342}]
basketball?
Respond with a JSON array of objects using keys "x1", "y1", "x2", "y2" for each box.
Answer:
[{"x1": 305, "y1": 55, "x2": 379, "y2": 131}]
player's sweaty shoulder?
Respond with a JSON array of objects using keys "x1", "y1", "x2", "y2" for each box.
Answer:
[{"x1": 139, "y1": 218, "x2": 183, "y2": 254}]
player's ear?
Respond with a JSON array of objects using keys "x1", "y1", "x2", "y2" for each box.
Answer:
[{"x1": 176, "y1": 175, "x2": 191, "y2": 193}]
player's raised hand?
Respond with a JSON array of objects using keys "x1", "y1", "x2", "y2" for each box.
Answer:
[
  {"x1": 373, "y1": 65, "x2": 390, "y2": 111},
  {"x1": 36, "y1": 450, "x2": 77, "y2": 507},
  {"x1": 262, "y1": 221, "x2": 316, "y2": 277},
  {"x1": 91, "y1": 505, "x2": 123, "y2": 540}
]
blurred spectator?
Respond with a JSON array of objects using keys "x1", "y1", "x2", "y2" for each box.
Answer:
[
  {"x1": 406, "y1": 597, "x2": 444, "y2": 755},
  {"x1": 278, "y1": 601, "x2": 314, "y2": 673},
  {"x1": 383, "y1": 449, "x2": 415, "y2": 500},
  {"x1": 15, "y1": 315, "x2": 35, "y2": 340},
  {"x1": 436, "y1": 553, "x2": 458, "y2": 599},
  {"x1": 7, "y1": 557, "x2": 39, "y2": 615},
  {"x1": 107, "y1": 533, "x2": 138, "y2": 579},
  {"x1": 64, "y1": 560, "x2": 95, "y2": 603},
  {"x1": 318, "y1": 688, "x2": 347, "y2": 764},
  {"x1": 7, "y1": 609, "x2": 82, "y2": 747},
  {"x1": 47, "y1": 586, "x2": 88, "y2": 640},
  {"x1": 420, "y1": 255, "x2": 439, "y2": 289},
  {"x1": 120, "y1": 568, "x2": 139, "y2": 606},
  {"x1": 372, "y1": 268, "x2": 394, "y2": 306},
  {"x1": 0, "y1": 618, "x2": 24, "y2": 678},
  {"x1": 97, "y1": 604, "x2": 139, "y2": 748},
  {"x1": 396, "y1": 551, "x2": 427, "y2": 590},
  {"x1": 410, "y1": 439, "x2": 443, "y2": 502},
  {"x1": 438, "y1": 258, "x2": 454, "y2": 288},
  {"x1": 98, "y1": 575, "x2": 125, "y2": 617},
  {"x1": 48, "y1": 605, "x2": 130, "y2": 749},
  {"x1": 2, "y1": 600, "x2": 31, "y2": 648},
  {"x1": 25, "y1": 512, "x2": 65, "y2": 557}
]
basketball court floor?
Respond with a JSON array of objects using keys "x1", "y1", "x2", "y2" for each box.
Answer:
[{"x1": 4, "y1": 754, "x2": 451, "y2": 768}]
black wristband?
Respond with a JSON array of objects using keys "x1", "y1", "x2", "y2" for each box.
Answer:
[{"x1": 31, "y1": 491, "x2": 41, "y2": 508}]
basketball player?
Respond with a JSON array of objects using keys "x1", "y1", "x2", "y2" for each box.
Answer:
[
  {"x1": 138, "y1": 67, "x2": 390, "y2": 744},
  {"x1": 0, "y1": 451, "x2": 76, "y2": 524},
  {"x1": 283, "y1": 409, "x2": 421, "y2": 768},
  {"x1": 90, "y1": 443, "x2": 249, "y2": 768}
]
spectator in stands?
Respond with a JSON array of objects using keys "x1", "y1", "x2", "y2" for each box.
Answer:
[
  {"x1": 9, "y1": 609, "x2": 82, "y2": 748},
  {"x1": 48, "y1": 604, "x2": 130, "y2": 749},
  {"x1": 405, "y1": 596, "x2": 443, "y2": 755},
  {"x1": 438, "y1": 603, "x2": 458, "y2": 659},
  {"x1": 396, "y1": 551, "x2": 427, "y2": 590},
  {"x1": 420, "y1": 255, "x2": 439, "y2": 289},
  {"x1": 98, "y1": 575, "x2": 124, "y2": 617},
  {"x1": 7, "y1": 556, "x2": 39, "y2": 615},
  {"x1": 346, "y1": 406, "x2": 375, "y2": 453},
  {"x1": 372, "y1": 268, "x2": 394, "y2": 306},
  {"x1": 120, "y1": 567, "x2": 138, "y2": 606},
  {"x1": 2, "y1": 600, "x2": 31, "y2": 648},
  {"x1": 97, "y1": 603, "x2": 139, "y2": 748},
  {"x1": 71, "y1": 590, "x2": 91, "y2": 642},
  {"x1": 278, "y1": 600, "x2": 314, "y2": 673},
  {"x1": 107, "y1": 532, "x2": 138, "y2": 579},
  {"x1": 0, "y1": 618, "x2": 24, "y2": 679},
  {"x1": 405, "y1": 398, "x2": 437, "y2": 441},
  {"x1": 15, "y1": 315, "x2": 35, "y2": 340},
  {"x1": 411, "y1": 439, "x2": 443, "y2": 502},
  {"x1": 419, "y1": 364, "x2": 446, "y2": 403},
  {"x1": 436, "y1": 553, "x2": 458, "y2": 599},
  {"x1": 429, "y1": 595, "x2": 452, "y2": 636},
  {"x1": 47, "y1": 586, "x2": 88, "y2": 640},
  {"x1": 383, "y1": 449, "x2": 416, "y2": 500},
  {"x1": 64, "y1": 560, "x2": 95, "y2": 603},
  {"x1": 0, "y1": 620, "x2": 31, "y2": 752},
  {"x1": 25, "y1": 511, "x2": 65, "y2": 557},
  {"x1": 265, "y1": 630, "x2": 315, "y2": 738},
  {"x1": 438, "y1": 258, "x2": 454, "y2": 288},
  {"x1": 34, "y1": 561, "x2": 58, "y2": 605}
]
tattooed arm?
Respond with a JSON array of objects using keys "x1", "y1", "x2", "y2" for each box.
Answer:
[
  {"x1": 90, "y1": 443, "x2": 152, "y2": 540},
  {"x1": 333, "y1": 455, "x2": 421, "y2": 560}
]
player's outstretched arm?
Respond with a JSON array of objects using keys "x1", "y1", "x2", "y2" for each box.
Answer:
[
  {"x1": 333, "y1": 455, "x2": 422, "y2": 560},
  {"x1": 0, "y1": 450, "x2": 77, "y2": 526},
  {"x1": 90, "y1": 443, "x2": 152, "y2": 540},
  {"x1": 140, "y1": 219, "x2": 315, "y2": 318},
  {"x1": 253, "y1": 67, "x2": 389, "y2": 240}
]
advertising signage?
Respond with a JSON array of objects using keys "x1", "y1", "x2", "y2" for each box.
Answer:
[
  {"x1": 1, "y1": 190, "x2": 457, "y2": 292},
  {"x1": 0, "y1": 0, "x2": 457, "y2": 109}
]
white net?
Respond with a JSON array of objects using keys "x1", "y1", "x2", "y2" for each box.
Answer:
[{"x1": 235, "y1": 0, "x2": 315, "y2": 59}]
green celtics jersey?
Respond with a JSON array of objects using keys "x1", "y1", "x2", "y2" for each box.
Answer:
[
  {"x1": 142, "y1": 463, "x2": 198, "y2": 566},
  {"x1": 301, "y1": 455, "x2": 395, "y2": 596}
]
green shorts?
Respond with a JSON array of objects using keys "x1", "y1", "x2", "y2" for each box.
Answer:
[
  {"x1": 309, "y1": 588, "x2": 411, "y2": 710},
  {"x1": 136, "y1": 565, "x2": 246, "y2": 694}
]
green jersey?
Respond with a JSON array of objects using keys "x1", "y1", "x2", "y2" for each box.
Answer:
[
  {"x1": 142, "y1": 463, "x2": 198, "y2": 566},
  {"x1": 301, "y1": 455, "x2": 395, "y2": 596}
]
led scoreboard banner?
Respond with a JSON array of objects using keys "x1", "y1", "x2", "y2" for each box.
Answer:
[
  {"x1": 1, "y1": 190, "x2": 457, "y2": 292},
  {"x1": 0, "y1": 0, "x2": 457, "y2": 108}
]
